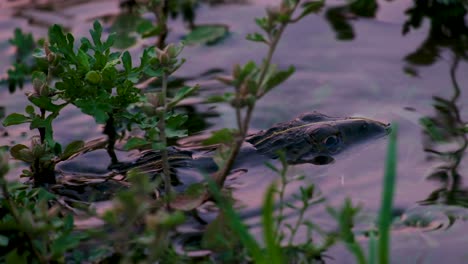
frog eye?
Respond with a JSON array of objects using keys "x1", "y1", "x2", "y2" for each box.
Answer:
[{"x1": 323, "y1": 135, "x2": 339, "y2": 147}]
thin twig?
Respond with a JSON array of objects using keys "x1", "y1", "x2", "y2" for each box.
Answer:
[{"x1": 158, "y1": 71, "x2": 173, "y2": 200}]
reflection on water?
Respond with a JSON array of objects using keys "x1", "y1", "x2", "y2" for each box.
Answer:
[
  {"x1": 325, "y1": 0, "x2": 378, "y2": 40},
  {"x1": 402, "y1": 1, "x2": 468, "y2": 210},
  {"x1": 418, "y1": 58, "x2": 468, "y2": 207},
  {"x1": 403, "y1": 0, "x2": 468, "y2": 68}
]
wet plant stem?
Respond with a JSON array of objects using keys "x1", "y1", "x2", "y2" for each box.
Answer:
[{"x1": 158, "y1": 71, "x2": 172, "y2": 199}]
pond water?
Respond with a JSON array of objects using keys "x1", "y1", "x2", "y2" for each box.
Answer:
[{"x1": 1, "y1": 0, "x2": 468, "y2": 263}]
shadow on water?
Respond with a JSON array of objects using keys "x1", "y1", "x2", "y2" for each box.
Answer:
[{"x1": 401, "y1": 1, "x2": 468, "y2": 209}]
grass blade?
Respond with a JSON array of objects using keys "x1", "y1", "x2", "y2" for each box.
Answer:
[
  {"x1": 378, "y1": 123, "x2": 398, "y2": 264},
  {"x1": 262, "y1": 183, "x2": 283, "y2": 264}
]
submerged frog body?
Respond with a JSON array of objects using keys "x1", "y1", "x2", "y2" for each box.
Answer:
[
  {"x1": 55, "y1": 112, "x2": 389, "y2": 201},
  {"x1": 117, "y1": 112, "x2": 390, "y2": 175},
  {"x1": 247, "y1": 112, "x2": 391, "y2": 165}
]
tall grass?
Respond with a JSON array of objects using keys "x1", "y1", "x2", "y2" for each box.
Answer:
[{"x1": 375, "y1": 123, "x2": 398, "y2": 264}]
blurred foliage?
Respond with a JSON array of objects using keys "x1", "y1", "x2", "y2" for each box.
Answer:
[
  {"x1": 0, "y1": 151, "x2": 87, "y2": 263},
  {"x1": 4, "y1": 29, "x2": 38, "y2": 93},
  {"x1": 325, "y1": 0, "x2": 378, "y2": 41},
  {"x1": 403, "y1": 0, "x2": 468, "y2": 72}
]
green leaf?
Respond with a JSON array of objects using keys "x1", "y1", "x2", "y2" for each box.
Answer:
[
  {"x1": 90, "y1": 20, "x2": 103, "y2": 51},
  {"x1": 205, "y1": 93, "x2": 234, "y2": 104},
  {"x1": 124, "y1": 137, "x2": 149, "y2": 150},
  {"x1": 144, "y1": 66, "x2": 164, "y2": 77},
  {"x1": 165, "y1": 114, "x2": 188, "y2": 138},
  {"x1": 75, "y1": 95, "x2": 112, "y2": 124},
  {"x1": 60, "y1": 140, "x2": 85, "y2": 160},
  {"x1": 301, "y1": 0, "x2": 325, "y2": 17},
  {"x1": 31, "y1": 71, "x2": 46, "y2": 83},
  {"x1": 122, "y1": 51, "x2": 132, "y2": 73},
  {"x1": 263, "y1": 66, "x2": 295, "y2": 93},
  {"x1": 167, "y1": 85, "x2": 199, "y2": 108},
  {"x1": 184, "y1": 24, "x2": 229, "y2": 45},
  {"x1": 246, "y1": 32, "x2": 267, "y2": 43},
  {"x1": 2, "y1": 113, "x2": 30, "y2": 126},
  {"x1": 51, "y1": 233, "x2": 82, "y2": 258},
  {"x1": 262, "y1": 183, "x2": 283, "y2": 264},
  {"x1": 378, "y1": 123, "x2": 398, "y2": 264},
  {"x1": 49, "y1": 24, "x2": 76, "y2": 62},
  {"x1": 10, "y1": 144, "x2": 33, "y2": 163},
  {"x1": 77, "y1": 49, "x2": 90, "y2": 72},
  {"x1": 37, "y1": 188, "x2": 56, "y2": 201},
  {"x1": 239, "y1": 61, "x2": 257, "y2": 82},
  {"x1": 202, "y1": 128, "x2": 236, "y2": 145},
  {"x1": 151, "y1": 142, "x2": 165, "y2": 150},
  {"x1": 28, "y1": 96, "x2": 67, "y2": 113},
  {"x1": 137, "y1": 20, "x2": 163, "y2": 38},
  {"x1": 255, "y1": 17, "x2": 269, "y2": 31},
  {"x1": 30, "y1": 113, "x2": 58, "y2": 147}
]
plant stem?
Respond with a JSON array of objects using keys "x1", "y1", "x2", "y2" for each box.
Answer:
[
  {"x1": 288, "y1": 203, "x2": 308, "y2": 245},
  {"x1": 158, "y1": 71, "x2": 172, "y2": 199},
  {"x1": 104, "y1": 113, "x2": 119, "y2": 165},
  {"x1": 274, "y1": 167, "x2": 288, "y2": 243},
  {"x1": 213, "y1": 11, "x2": 292, "y2": 188},
  {"x1": 154, "y1": 0, "x2": 169, "y2": 49}
]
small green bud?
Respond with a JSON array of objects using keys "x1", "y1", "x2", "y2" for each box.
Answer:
[
  {"x1": 166, "y1": 43, "x2": 183, "y2": 58},
  {"x1": 47, "y1": 53, "x2": 56, "y2": 63},
  {"x1": 246, "y1": 94, "x2": 256, "y2": 107},
  {"x1": 141, "y1": 103, "x2": 157, "y2": 116},
  {"x1": 32, "y1": 78, "x2": 45, "y2": 95},
  {"x1": 31, "y1": 137, "x2": 45, "y2": 158},
  {"x1": 266, "y1": 6, "x2": 280, "y2": 22},
  {"x1": 233, "y1": 64, "x2": 241, "y2": 78},
  {"x1": 39, "y1": 85, "x2": 50, "y2": 97},
  {"x1": 85, "y1": 71, "x2": 101, "y2": 84},
  {"x1": 146, "y1": 92, "x2": 161, "y2": 107},
  {"x1": 158, "y1": 52, "x2": 171, "y2": 65}
]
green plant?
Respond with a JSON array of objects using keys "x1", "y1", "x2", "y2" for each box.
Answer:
[
  {"x1": 2, "y1": 44, "x2": 84, "y2": 185},
  {"x1": 2, "y1": 20, "x2": 170, "y2": 184},
  {"x1": 89, "y1": 170, "x2": 186, "y2": 262},
  {"x1": 122, "y1": 43, "x2": 198, "y2": 197},
  {"x1": 207, "y1": 0, "x2": 325, "y2": 190},
  {"x1": 0, "y1": 151, "x2": 86, "y2": 263}
]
